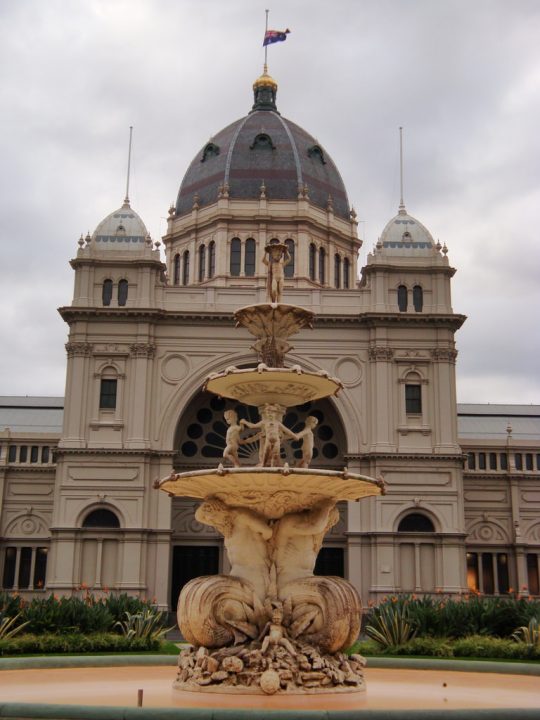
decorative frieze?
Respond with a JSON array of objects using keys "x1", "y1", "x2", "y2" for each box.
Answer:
[
  {"x1": 65, "y1": 342, "x2": 93, "y2": 357},
  {"x1": 368, "y1": 347, "x2": 394, "y2": 361},
  {"x1": 130, "y1": 343, "x2": 156, "y2": 358},
  {"x1": 430, "y1": 348, "x2": 458, "y2": 363}
]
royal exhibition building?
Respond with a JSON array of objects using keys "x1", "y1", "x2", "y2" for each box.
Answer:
[{"x1": 1, "y1": 71, "x2": 539, "y2": 613}]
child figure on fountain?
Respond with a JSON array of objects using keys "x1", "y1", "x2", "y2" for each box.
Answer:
[{"x1": 240, "y1": 403, "x2": 296, "y2": 467}]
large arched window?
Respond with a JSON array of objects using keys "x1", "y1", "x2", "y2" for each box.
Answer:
[
  {"x1": 82, "y1": 508, "x2": 120, "y2": 528},
  {"x1": 117, "y1": 279, "x2": 128, "y2": 307},
  {"x1": 102, "y1": 279, "x2": 113, "y2": 306},
  {"x1": 334, "y1": 254, "x2": 341, "y2": 289},
  {"x1": 343, "y1": 257, "x2": 350, "y2": 289},
  {"x1": 398, "y1": 513, "x2": 435, "y2": 533},
  {"x1": 230, "y1": 238, "x2": 241, "y2": 276},
  {"x1": 319, "y1": 247, "x2": 326, "y2": 284},
  {"x1": 309, "y1": 243, "x2": 316, "y2": 281},
  {"x1": 244, "y1": 238, "x2": 256, "y2": 276},
  {"x1": 398, "y1": 285, "x2": 408, "y2": 312},
  {"x1": 405, "y1": 375, "x2": 422, "y2": 415},
  {"x1": 413, "y1": 285, "x2": 423, "y2": 312},
  {"x1": 182, "y1": 250, "x2": 190, "y2": 285},
  {"x1": 173, "y1": 254, "x2": 180, "y2": 285},
  {"x1": 198, "y1": 245, "x2": 206, "y2": 282},
  {"x1": 208, "y1": 241, "x2": 216, "y2": 278},
  {"x1": 284, "y1": 239, "x2": 295, "y2": 278}
]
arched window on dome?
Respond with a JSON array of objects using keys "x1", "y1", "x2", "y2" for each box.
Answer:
[
  {"x1": 198, "y1": 245, "x2": 206, "y2": 282},
  {"x1": 244, "y1": 238, "x2": 256, "y2": 276},
  {"x1": 413, "y1": 285, "x2": 423, "y2": 312},
  {"x1": 343, "y1": 257, "x2": 350, "y2": 289},
  {"x1": 117, "y1": 279, "x2": 128, "y2": 306},
  {"x1": 309, "y1": 244, "x2": 316, "y2": 281},
  {"x1": 102, "y1": 279, "x2": 113, "y2": 306},
  {"x1": 250, "y1": 133, "x2": 276, "y2": 150},
  {"x1": 398, "y1": 285, "x2": 408, "y2": 312},
  {"x1": 230, "y1": 238, "x2": 241, "y2": 277},
  {"x1": 201, "y1": 142, "x2": 220, "y2": 162},
  {"x1": 307, "y1": 144, "x2": 326, "y2": 165},
  {"x1": 182, "y1": 250, "x2": 190, "y2": 286},
  {"x1": 319, "y1": 247, "x2": 326, "y2": 285},
  {"x1": 398, "y1": 513, "x2": 435, "y2": 533},
  {"x1": 82, "y1": 508, "x2": 120, "y2": 529},
  {"x1": 284, "y1": 239, "x2": 295, "y2": 278},
  {"x1": 173, "y1": 254, "x2": 180, "y2": 285},
  {"x1": 334, "y1": 254, "x2": 341, "y2": 289},
  {"x1": 208, "y1": 241, "x2": 216, "y2": 278}
]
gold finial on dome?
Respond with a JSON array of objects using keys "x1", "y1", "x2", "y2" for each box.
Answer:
[{"x1": 253, "y1": 64, "x2": 278, "y2": 92}]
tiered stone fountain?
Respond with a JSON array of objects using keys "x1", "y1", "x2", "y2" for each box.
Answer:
[{"x1": 155, "y1": 239, "x2": 385, "y2": 696}]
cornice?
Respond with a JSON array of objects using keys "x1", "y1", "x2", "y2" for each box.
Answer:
[
  {"x1": 70, "y1": 257, "x2": 166, "y2": 271},
  {"x1": 58, "y1": 307, "x2": 466, "y2": 331},
  {"x1": 55, "y1": 447, "x2": 175, "y2": 458},
  {"x1": 362, "y1": 262, "x2": 456, "y2": 277},
  {"x1": 347, "y1": 452, "x2": 464, "y2": 462}
]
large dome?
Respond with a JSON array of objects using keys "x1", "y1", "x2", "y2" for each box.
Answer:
[{"x1": 176, "y1": 74, "x2": 350, "y2": 220}]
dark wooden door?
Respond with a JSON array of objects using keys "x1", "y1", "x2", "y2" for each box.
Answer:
[{"x1": 171, "y1": 545, "x2": 219, "y2": 610}]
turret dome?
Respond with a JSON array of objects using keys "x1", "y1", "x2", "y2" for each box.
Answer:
[
  {"x1": 379, "y1": 208, "x2": 434, "y2": 249},
  {"x1": 175, "y1": 74, "x2": 350, "y2": 220},
  {"x1": 92, "y1": 200, "x2": 149, "y2": 249}
]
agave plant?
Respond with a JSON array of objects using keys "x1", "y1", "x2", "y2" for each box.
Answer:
[
  {"x1": 512, "y1": 617, "x2": 540, "y2": 648},
  {"x1": 114, "y1": 609, "x2": 172, "y2": 642},
  {"x1": 0, "y1": 612, "x2": 29, "y2": 639},
  {"x1": 365, "y1": 599, "x2": 418, "y2": 649}
]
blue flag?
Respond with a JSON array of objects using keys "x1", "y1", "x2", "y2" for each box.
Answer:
[{"x1": 263, "y1": 29, "x2": 290, "y2": 46}]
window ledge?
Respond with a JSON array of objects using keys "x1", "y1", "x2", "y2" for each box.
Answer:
[
  {"x1": 398, "y1": 425, "x2": 431, "y2": 436},
  {"x1": 90, "y1": 420, "x2": 124, "y2": 430}
]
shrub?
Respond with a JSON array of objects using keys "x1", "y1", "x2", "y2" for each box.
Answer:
[
  {"x1": 21, "y1": 594, "x2": 114, "y2": 635},
  {"x1": 115, "y1": 610, "x2": 171, "y2": 642},
  {"x1": 387, "y1": 636, "x2": 454, "y2": 658},
  {"x1": 0, "y1": 632, "x2": 161, "y2": 656},
  {"x1": 103, "y1": 594, "x2": 156, "y2": 627},
  {"x1": 452, "y1": 634, "x2": 537, "y2": 660},
  {"x1": 365, "y1": 597, "x2": 417, "y2": 648},
  {"x1": 345, "y1": 639, "x2": 380, "y2": 656},
  {"x1": 512, "y1": 617, "x2": 540, "y2": 648}
]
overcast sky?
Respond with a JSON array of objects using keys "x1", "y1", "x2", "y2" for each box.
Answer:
[{"x1": 1, "y1": 0, "x2": 539, "y2": 404}]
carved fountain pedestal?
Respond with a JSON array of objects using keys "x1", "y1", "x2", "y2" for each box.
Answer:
[{"x1": 155, "y1": 240, "x2": 385, "y2": 696}]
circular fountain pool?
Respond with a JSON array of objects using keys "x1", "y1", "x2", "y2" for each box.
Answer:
[{"x1": 0, "y1": 662, "x2": 539, "y2": 713}]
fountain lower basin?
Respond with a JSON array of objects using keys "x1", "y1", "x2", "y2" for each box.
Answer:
[{"x1": 0, "y1": 661, "x2": 539, "y2": 713}]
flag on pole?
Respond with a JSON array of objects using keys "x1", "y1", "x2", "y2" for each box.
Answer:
[{"x1": 263, "y1": 29, "x2": 290, "y2": 46}]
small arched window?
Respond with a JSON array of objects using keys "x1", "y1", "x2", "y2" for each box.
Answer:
[
  {"x1": 82, "y1": 508, "x2": 120, "y2": 529},
  {"x1": 334, "y1": 254, "x2": 341, "y2": 289},
  {"x1": 117, "y1": 279, "x2": 128, "y2": 306},
  {"x1": 307, "y1": 144, "x2": 326, "y2": 164},
  {"x1": 173, "y1": 254, "x2": 180, "y2": 285},
  {"x1": 398, "y1": 513, "x2": 435, "y2": 533},
  {"x1": 309, "y1": 243, "x2": 316, "y2": 281},
  {"x1": 198, "y1": 245, "x2": 206, "y2": 282},
  {"x1": 319, "y1": 247, "x2": 326, "y2": 284},
  {"x1": 413, "y1": 285, "x2": 423, "y2": 312},
  {"x1": 230, "y1": 238, "x2": 241, "y2": 276},
  {"x1": 208, "y1": 241, "x2": 216, "y2": 278},
  {"x1": 405, "y1": 380, "x2": 422, "y2": 415},
  {"x1": 343, "y1": 257, "x2": 350, "y2": 289},
  {"x1": 201, "y1": 142, "x2": 220, "y2": 162},
  {"x1": 182, "y1": 250, "x2": 190, "y2": 286},
  {"x1": 250, "y1": 133, "x2": 275, "y2": 150},
  {"x1": 102, "y1": 279, "x2": 113, "y2": 306},
  {"x1": 398, "y1": 285, "x2": 408, "y2": 312},
  {"x1": 244, "y1": 238, "x2": 256, "y2": 276},
  {"x1": 284, "y1": 239, "x2": 295, "y2": 278}
]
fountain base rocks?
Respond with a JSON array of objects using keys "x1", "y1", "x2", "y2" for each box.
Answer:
[{"x1": 155, "y1": 239, "x2": 385, "y2": 695}]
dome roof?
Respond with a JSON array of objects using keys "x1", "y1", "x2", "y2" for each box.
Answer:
[
  {"x1": 175, "y1": 78, "x2": 350, "y2": 220},
  {"x1": 92, "y1": 200, "x2": 149, "y2": 249},
  {"x1": 379, "y1": 208, "x2": 434, "y2": 249}
]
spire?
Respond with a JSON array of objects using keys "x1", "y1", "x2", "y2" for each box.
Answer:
[
  {"x1": 124, "y1": 125, "x2": 133, "y2": 207},
  {"x1": 398, "y1": 126, "x2": 406, "y2": 215}
]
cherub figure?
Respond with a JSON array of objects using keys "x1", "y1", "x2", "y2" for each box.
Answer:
[
  {"x1": 223, "y1": 409, "x2": 259, "y2": 467},
  {"x1": 259, "y1": 603, "x2": 297, "y2": 657},
  {"x1": 241, "y1": 403, "x2": 296, "y2": 467},
  {"x1": 295, "y1": 415, "x2": 318, "y2": 468},
  {"x1": 263, "y1": 239, "x2": 291, "y2": 304}
]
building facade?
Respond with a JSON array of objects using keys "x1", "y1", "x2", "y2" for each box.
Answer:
[{"x1": 1, "y1": 73, "x2": 539, "y2": 609}]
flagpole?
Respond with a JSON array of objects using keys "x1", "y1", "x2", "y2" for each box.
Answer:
[{"x1": 264, "y1": 8, "x2": 269, "y2": 72}]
